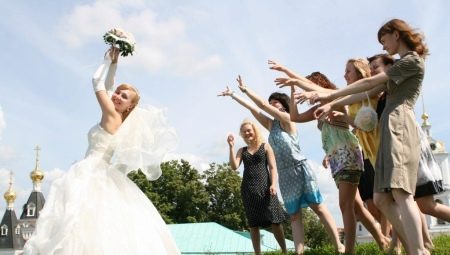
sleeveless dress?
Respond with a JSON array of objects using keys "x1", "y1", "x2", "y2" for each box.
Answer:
[
  {"x1": 241, "y1": 144, "x2": 287, "y2": 228},
  {"x1": 375, "y1": 51, "x2": 424, "y2": 194},
  {"x1": 23, "y1": 108, "x2": 180, "y2": 255},
  {"x1": 268, "y1": 120, "x2": 323, "y2": 215}
]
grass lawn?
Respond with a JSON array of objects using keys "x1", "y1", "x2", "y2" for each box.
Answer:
[{"x1": 264, "y1": 234, "x2": 450, "y2": 254}]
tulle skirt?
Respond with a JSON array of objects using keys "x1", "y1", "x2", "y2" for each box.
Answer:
[{"x1": 23, "y1": 156, "x2": 180, "y2": 255}]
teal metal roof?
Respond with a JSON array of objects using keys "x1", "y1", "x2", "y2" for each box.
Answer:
[
  {"x1": 168, "y1": 222, "x2": 293, "y2": 254},
  {"x1": 235, "y1": 229, "x2": 296, "y2": 251}
]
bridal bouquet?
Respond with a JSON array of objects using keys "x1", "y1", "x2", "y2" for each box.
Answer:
[{"x1": 103, "y1": 28, "x2": 136, "y2": 57}]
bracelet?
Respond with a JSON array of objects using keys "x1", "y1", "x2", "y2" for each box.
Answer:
[{"x1": 241, "y1": 88, "x2": 247, "y2": 93}]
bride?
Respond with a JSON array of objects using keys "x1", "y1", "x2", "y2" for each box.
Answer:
[{"x1": 23, "y1": 47, "x2": 180, "y2": 254}]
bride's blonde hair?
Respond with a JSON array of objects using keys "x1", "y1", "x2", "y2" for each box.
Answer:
[{"x1": 116, "y1": 83, "x2": 140, "y2": 120}]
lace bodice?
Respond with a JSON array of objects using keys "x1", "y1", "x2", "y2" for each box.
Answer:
[{"x1": 85, "y1": 124, "x2": 116, "y2": 161}]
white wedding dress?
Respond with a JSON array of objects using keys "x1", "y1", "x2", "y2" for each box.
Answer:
[{"x1": 23, "y1": 106, "x2": 180, "y2": 255}]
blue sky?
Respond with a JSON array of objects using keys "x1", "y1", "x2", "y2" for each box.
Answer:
[{"x1": 1, "y1": 0, "x2": 450, "y2": 226}]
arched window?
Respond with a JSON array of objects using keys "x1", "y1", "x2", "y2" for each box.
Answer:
[
  {"x1": 1, "y1": 224, "x2": 8, "y2": 236},
  {"x1": 27, "y1": 203, "x2": 36, "y2": 217},
  {"x1": 15, "y1": 225, "x2": 21, "y2": 235}
]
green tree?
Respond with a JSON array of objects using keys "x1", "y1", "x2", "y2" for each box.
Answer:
[
  {"x1": 203, "y1": 163, "x2": 247, "y2": 230},
  {"x1": 302, "y1": 208, "x2": 331, "y2": 248},
  {"x1": 279, "y1": 208, "x2": 330, "y2": 248},
  {"x1": 128, "y1": 159, "x2": 210, "y2": 224}
]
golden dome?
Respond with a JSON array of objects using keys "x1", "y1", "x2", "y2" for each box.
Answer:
[
  {"x1": 31, "y1": 169, "x2": 45, "y2": 182},
  {"x1": 421, "y1": 112, "x2": 429, "y2": 120},
  {"x1": 4, "y1": 187, "x2": 16, "y2": 203},
  {"x1": 31, "y1": 145, "x2": 45, "y2": 183}
]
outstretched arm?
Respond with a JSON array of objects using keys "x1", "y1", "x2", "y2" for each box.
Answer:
[
  {"x1": 275, "y1": 77, "x2": 335, "y2": 93},
  {"x1": 268, "y1": 59, "x2": 303, "y2": 79},
  {"x1": 289, "y1": 86, "x2": 316, "y2": 123},
  {"x1": 218, "y1": 86, "x2": 272, "y2": 130},
  {"x1": 329, "y1": 85, "x2": 385, "y2": 108},
  {"x1": 104, "y1": 47, "x2": 119, "y2": 96},
  {"x1": 236, "y1": 75, "x2": 292, "y2": 124},
  {"x1": 93, "y1": 48, "x2": 122, "y2": 132},
  {"x1": 314, "y1": 81, "x2": 386, "y2": 119},
  {"x1": 322, "y1": 72, "x2": 388, "y2": 102}
]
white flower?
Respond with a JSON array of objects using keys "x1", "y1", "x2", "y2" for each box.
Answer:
[{"x1": 103, "y1": 28, "x2": 136, "y2": 57}]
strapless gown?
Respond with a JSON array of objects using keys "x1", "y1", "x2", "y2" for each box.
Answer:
[{"x1": 24, "y1": 107, "x2": 180, "y2": 254}]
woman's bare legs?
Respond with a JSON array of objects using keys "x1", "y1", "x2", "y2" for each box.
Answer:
[
  {"x1": 374, "y1": 189, "x2": 427, "y2": 255},
  {"x1": 366, "y1": 198, "x2": 391, "y2": 236},
  {"x1": 419, "y1": 211, "x2": 434, "y2": 252},
  {"x1": 272, "y1": 223, "x2": 288, "y2": 254},
  {"x1": 309, "y1": 203, "x2": 345, "y2": 253},
  {"x1": 250, "y1": 227, "x2": 261, "y2": 255},
  {"x1": 290, "y1": 211, "x2": 305, "y2": 254},
  {"x1": 416, "y1": 195, "x2": 450, "y2": 222},
  {"x1": 339, "y1": 183, "x2": 358, "y2": 255},
  {"x1": 354, "y1": 192, "x2": 390, "y2": 250}
]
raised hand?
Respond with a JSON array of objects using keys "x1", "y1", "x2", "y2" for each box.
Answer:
[
  {"x1": 227, "y1": 134, "x2": 235, "y2": 148},
  {"x1": 322, "y1": 155, "x2": 330, "y2": 169},
  {"x1": 293, "y1": 91, "x2": 318, "y2": 105},
  {"x1": 236, "y1": 75, "x2": 247, "y2": 93},
  {"x1": 274, "y1": 77, "x2": 298, "y2": 88},
  {"x1": 311, "y1": 92, "x2": 331, "y2": 104},
  {"x1": 314, "y1": 103, "x2": 332, "y2": 119},
  {"x1": 218, "y1": 86, "x2": 234, "y2": 97},
  {"x1": 110, "y1": 46, "x2": 120, "y2": 64},
  {"x1": 268, "y1": 59, "x2": 286, "y2": 72},
  {"x1": 104, "y1": 47, "x2": 120, "y2": 63}
]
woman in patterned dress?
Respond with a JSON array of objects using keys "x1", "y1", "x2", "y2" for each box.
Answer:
[
  {"x1": 218, "y1": 76, "x2": 344, "y2": 254},
  {"x1": 228, "y1": 120, "x2": 287, "y2": 255},
  {"x1": 309, "y1": 19, "x2": 430, "y2": 255}
]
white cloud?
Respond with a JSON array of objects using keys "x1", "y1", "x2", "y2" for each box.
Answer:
[
  {"x1": 0, "y1": 145, "x2": 16, "y2": 162},
  {"x1": 58, "y1": 0, "x2": 222, "y2": 75},
  {"x1": 165, "y1": 152, "x2": 211, "y2": 174}
]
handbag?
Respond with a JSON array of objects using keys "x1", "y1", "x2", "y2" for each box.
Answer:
[{"x1": 354, "y1": 92, "x2": 378, "y2": 132}]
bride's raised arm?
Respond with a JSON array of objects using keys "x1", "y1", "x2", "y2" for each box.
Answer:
[{"x1": 92, "y1": 48, "x2": 120, "y2": 118}]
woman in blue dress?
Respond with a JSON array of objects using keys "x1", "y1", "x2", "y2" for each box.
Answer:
[{"x1": 219, "y1": 76, "x2": 344, "y2": 254}]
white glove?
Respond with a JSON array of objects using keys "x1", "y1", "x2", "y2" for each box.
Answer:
[{"x1": 92, "y1": 53, "x2": 113, "y2": 93}]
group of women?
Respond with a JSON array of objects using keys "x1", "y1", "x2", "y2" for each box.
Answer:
[{"x1": 220, "y1": 18, "x2": 450, "y2": 255}]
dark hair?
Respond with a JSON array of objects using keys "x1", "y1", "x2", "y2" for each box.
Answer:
[
  {"x1": 305, "y1": 72, "x2": 337, "y2": 90},
  {"x1": 268, "y1": 92, "x2": 290, "y2": 113},
  {"x1": 367, "y1": 53, "x2": 395, "y2": 66},
  {"x1": 377, "y1": 19, "x2": 429, "y2": 58}
]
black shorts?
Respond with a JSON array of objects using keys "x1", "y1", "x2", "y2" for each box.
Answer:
[
  {"x1": 415, "y1": 180, "x2": 444, "y2": 199},
  {"x1": 358, "y1": 159, "x2": 375, "y2": 201}
]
